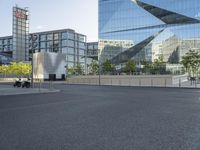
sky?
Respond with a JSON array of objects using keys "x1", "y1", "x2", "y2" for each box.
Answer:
[{"x1": 0, "y1": 0, "x2": 98, "y2": 42}]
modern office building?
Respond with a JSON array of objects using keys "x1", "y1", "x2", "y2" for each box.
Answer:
[
  {"x1": 0, "y1": 29, "x2": 87, "y2": 69},
  {"x1": 0, "y1": 6, "x2": 87, "y2": 72},
  {"x1": 86, "y1": 42, "x2": 98, "y2": 60},
  {"x1": 86, "y1": 42, "x2": 98, "y2": 74},
  {"x1": 99, "y1": 39, "x2": 134, "y2": 63},
  {"x1": 99, "y1": 0, "x2": 200, "y2": 65},
  {"x1": 29, "y1": 29, "x2": 87, "y2": 69}
]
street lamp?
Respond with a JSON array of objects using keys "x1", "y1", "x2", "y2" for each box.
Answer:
[
  {"x1": 98, "y1": 58, "x2": 101, "y2": 86},
  {"x1": 30, "y1": 34, "x2": 37, "y2": 88}
]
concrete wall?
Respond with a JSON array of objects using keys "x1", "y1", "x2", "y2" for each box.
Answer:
[{"x1": 66, "y1": 75, "x2": 188, "y2": 87}]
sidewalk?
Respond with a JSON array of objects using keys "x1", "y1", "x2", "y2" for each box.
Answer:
[
  {"x1": 172, "y1": 81, "x2": 200, "y2": 89},
  {"x1": 0, "y1": 85, "x2": 59, "y2": 96}
]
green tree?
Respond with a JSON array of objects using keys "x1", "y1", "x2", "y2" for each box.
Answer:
[
  {"x1": 89, "y1": 60, "x2": 99, "y2": 75},
  {"x1": 124, "y1": 59, "x2": 135, "y2": 75},
  {"x1": 67, "y1": 64, "x2": 84, "y2": 75},
  {"x1": 141, "y1": 60, "x2": 151, "y2": 74},
  {"x1": 102, "y1": 59, "x2": 115, "y2": 74},
  {"x1": 67, "y1": 67, "x2": 76, "y2": 75},
  {"x1": 152, "y1": 56, "x2": 166, "y2": 74},
  {"x1": 181, "y1": 50, "x2": 200, "y2": 78},
  {"x1": 0, "y1": 62, "x2": 31, "y2": 76},
  {"x1": 75, "y1": 64, "x2": 84, "y2": 75}
]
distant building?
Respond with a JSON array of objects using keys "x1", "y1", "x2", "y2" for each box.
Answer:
[
  {"x1": 0, "y1": 29, "x2": 87, "y2": 69},
  {"x1": 98, "y1": 39, "x2": 134, "y2": 63},
  {"x1": 29, "y1": 29, "x2": 87, "y2": 69},
  {"x1": 0, "y1": 6, "x2": 87, "y2": 72},
  {"x1": 161, "y1": 35, "x2": 180, "y2": 62},
  {"x1": 86, "y1": 42, "x2": 98, "y2": 74},
  {"x1": 179, "y1": 39, "x2": 200, "y2": 61}
]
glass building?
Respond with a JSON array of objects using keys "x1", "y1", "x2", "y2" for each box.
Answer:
[
  {"x1": 0, "y1": 6, "x2": 87, "y2": 71},
  {"x1": 99, "y1": 0, "x2": 200, "y2": 65},
  {"x1": 0, "y1": 29, "x2": 87, "y2": 68},
  {"x1": 29, "y1": 29, "x2": 87, "y2": 69}
]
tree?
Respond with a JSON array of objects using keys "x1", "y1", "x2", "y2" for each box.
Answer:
[
  {"x1": 181, "y1": 50, "x2": 200, "y2": 78},
  {"x1": 89, "y1": 60, "x2": 99, "y2": 75},
  {"x1": 67, "y1": 64, "x2": 84, "y2": 75},
  {"x1": 141, "y1": 60, "x2": 152, "y2": 74},
  {"x1": 102, "y1": 59, "x2": 115, "y2": 74},
  {"x1": 124, "y1": 59, "x2": 135, "y2": 75},
  {"x1": 75, "y1": 64, "x2": 84, "y2": 75},
  {"x1": 67, "y1": 67, "x2": 76, "y2": 75},
  {"x1": 151, "y1": 56, "x2": 166, "y2": 74},
  {"x1": 0, "y1": 62, "x2": 31, "y2": 77}
]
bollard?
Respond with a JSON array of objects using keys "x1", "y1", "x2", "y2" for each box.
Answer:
[
  {"x1": 179, "y1": 79, "x2": 181, "y2": 87},
  {"x1": 195, "y1": 80, "x2": 197, "y2": 88},
  {"x1": 39, "y1": 79, "x2": 41, "y2": 92},
  {"x1": 151, "y1": 79, "x2": 153, "y2": 87},
  {"x1": 165, "y1": 79, "x2": 167, "y2": 88},
  {"x1": 139, "y1": 79, "x2": 141, "y2": 86}
]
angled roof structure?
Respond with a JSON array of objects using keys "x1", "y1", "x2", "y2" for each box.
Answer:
[
  {"x1": 111, "y1": 29, "x2": 164, "y2": 64},
  {"x1": 133, "y1": 0, "x2": 200, "y2": 24},
  {"x1": 102, "y1": 0, "x2": 200, "y2": 64}
]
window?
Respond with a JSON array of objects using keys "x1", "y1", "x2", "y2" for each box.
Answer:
[
  {"x1": 61, "y1": 32, "x2": 68, "y2": 39},
  {"x1": 47, "y1": 34, "x2": 53, "y2": 40},
  {"x1": 67, "y1": 62, "x2": 74, "y2": 68},
  {"x1": 79, "y1": 42, "x2": 86, "y2": 49},
  {"x1": 79, "y1": 57, "x2": 85, "y2": 63},
  {"x1": 40, "y1": 42, "x2": 46, "y2": 48},
  {"x1": 40, "y1": 34, "x2": 46, "y2": 41},
  {"x1": 68, "y1": 47, "x2": 74, "y2": 54},
  {"x1": 68, "y1": 40, "x2": 74, "y2": 47},
  {"x1": 68, "y1": 33, "x2": 74, "y2": 40},
  {"x1": 62, "y1": 40, "x2": 67, "y2": 47},
  {"x1": 78, "y1": 35, "x2": 85, "y2": 42},
  {"x1": 67, "y1": 55, "x2": 74, "y2": 61},
  {"x1": 46, "y1": 41, "x2": 53, "y2": 48},
  {"x1": 79, "y1": 49, "x2": 85, "y2": 55},
  {"x1": 62, "y1": 47, "x2": 67, "y2": 53},
  {"x1": 54, "y1": 33, "x2": 59, "y2": 40}
]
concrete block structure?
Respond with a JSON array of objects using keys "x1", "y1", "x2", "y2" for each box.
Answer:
[{"x1": 33, "y1": 52, "x2": 67, "y2": 80}]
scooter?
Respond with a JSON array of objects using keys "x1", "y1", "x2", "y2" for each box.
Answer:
[
  {"x1": 22, "y1": 80, "x2": 31, "y2": 88},
  {"x1": 13, "y1": 79, "x2": 22, "y2": 87}
]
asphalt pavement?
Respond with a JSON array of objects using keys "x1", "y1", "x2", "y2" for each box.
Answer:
[{"x1": 0, "y1": 84, "x2": 200, "y2": 150}]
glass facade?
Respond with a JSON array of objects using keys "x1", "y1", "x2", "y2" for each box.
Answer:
[
  {"x1": 0, "y1": 37, "x2": 13, "y2": 64},
  {"x1": 0, "y1": 29, "x2": 87, "y2": 71},
  {"x1": 29, "y1": 29, "x2": 87, "y2": 69},
  {"x1": 99, "y1": 0, "x2": 200, "y2": 64}
]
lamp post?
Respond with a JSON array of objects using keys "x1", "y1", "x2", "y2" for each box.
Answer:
[
  {"x1": 30, "y1": 34, "x2": 37, "y2": 88},
  {"x1": 98, "y1": 58, "x2": 101, "y2": 86},
  {"x1": 31, "y1": 35, "x2": 34, "y2": 88}
]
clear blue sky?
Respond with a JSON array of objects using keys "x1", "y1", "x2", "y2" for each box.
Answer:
[{"x1": 0, "y1": 0, "x2": 98, "y2": 42}]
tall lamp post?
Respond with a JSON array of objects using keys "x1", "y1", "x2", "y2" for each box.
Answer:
[
  {"x1": 98, "y1": 58, "x2": 101, "y2": 86},
  {"x1": 30, "y1": 34, "x2": 37, "y2": 88}
]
